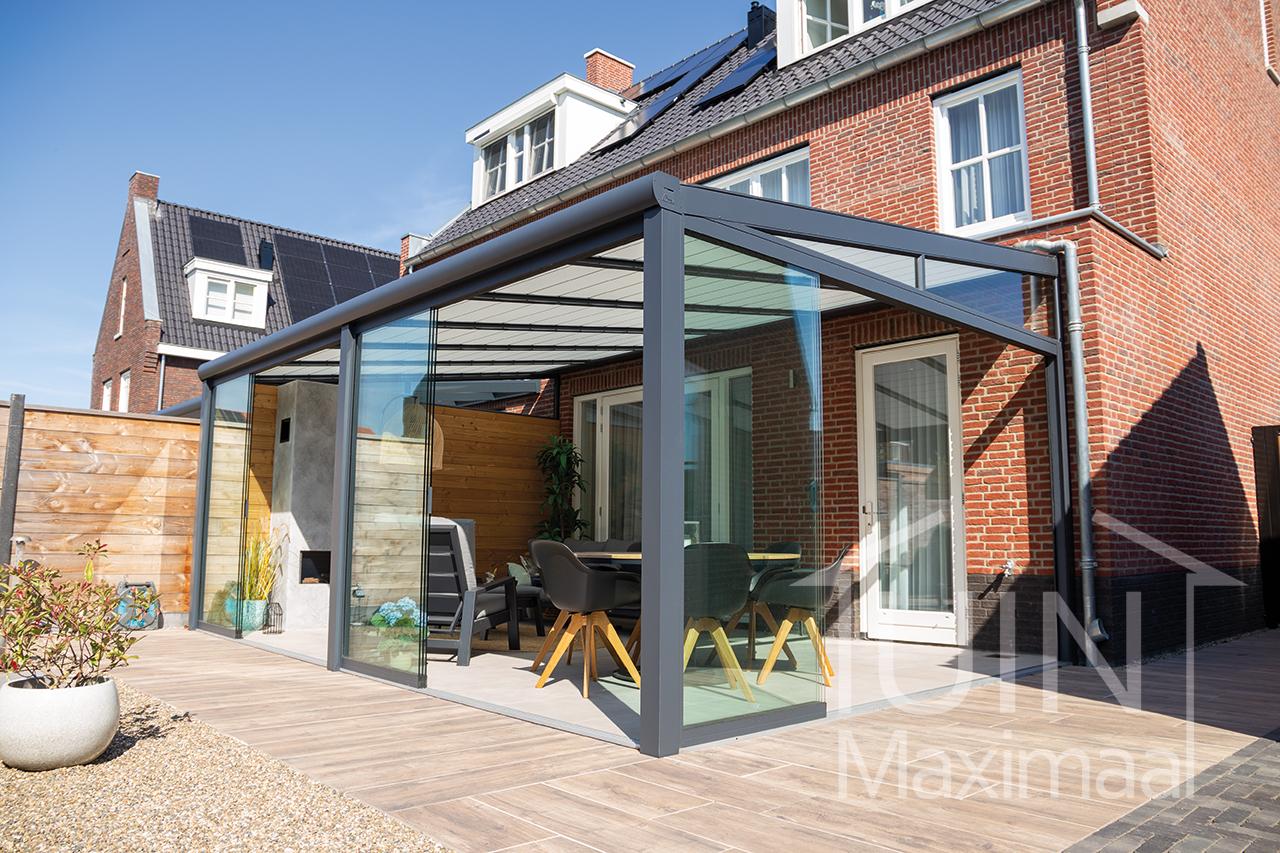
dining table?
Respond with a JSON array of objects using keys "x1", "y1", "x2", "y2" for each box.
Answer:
[{"x1": 574, "y1": 550, "x2": 802, "y2": 565}]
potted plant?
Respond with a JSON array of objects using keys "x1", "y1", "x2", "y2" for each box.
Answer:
[
  {"x1": 0, "y1": 541, "x2": 158, "y2": 771},
  {"x1": 231, "y1": 529, "x2": 282, "y2": 633},
  {"x1": 535, "y1": 435, "x2": 590, "y2": 541}
]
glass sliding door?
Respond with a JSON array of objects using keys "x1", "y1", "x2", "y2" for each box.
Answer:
[
  {"x1": 857, "y1": 337, "x2": 964, "y2": 645},
  {"x1": 343, "y1": 308, "x2": 435, "y2": 684},
  {"x1": 604, "y1": 392, "x2": 643, "y2": 543},
  {"x1": 199, "y1": 374, "x2": 253, "y2": 633}
]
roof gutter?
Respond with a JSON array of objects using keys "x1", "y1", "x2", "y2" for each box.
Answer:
[{"x1": 407, "y1": 0, "x2": 1054, "y2": 270}]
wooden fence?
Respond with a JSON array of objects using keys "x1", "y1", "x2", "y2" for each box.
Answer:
[{"x1": 0, "y1": 399, "x2": 200, "y2": 616}]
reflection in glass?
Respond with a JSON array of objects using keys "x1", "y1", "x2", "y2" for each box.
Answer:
[
  {"x1": 607, "y1": 399, "x2": 643, "y2": 541},
  {"x1": 924, "y1": 259, "x2": 1034, "y2": 330},
  {"x1": 201, "y1": 374, "x2": 252, "y2": 629},
  {"x1": 344, "y1": 309, "x2": 433, "y2": 679},
  {"x1": 682, "y1": 235, "x2": 825, "y2": 732},
  {"x1": 873, "y1": 356, "x2": 953, "y2": 612},
  {"x1": 578, "y1": 399, "x2": 598, "y2": 538}
]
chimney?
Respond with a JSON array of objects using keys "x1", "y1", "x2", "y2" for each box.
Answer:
[
  {"x1": 128, "y1": 170, "x2": 159, "y2": 200},
  {"x1": 584, "y1": 48, "x2": 634, "y2": 93},
  {"x1": 748, "y1": 1, "x2": 776, "y2": 49}
]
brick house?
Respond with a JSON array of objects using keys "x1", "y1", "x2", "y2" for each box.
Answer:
[
  {"x1": 91, "y1": 172, "x2": 401, "y2": 414},
  {"x1": 395, "y1": 0, "x2": 1280, "y2": 661}
]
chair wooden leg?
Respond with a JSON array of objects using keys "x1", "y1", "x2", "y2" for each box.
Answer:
[
  {"x1": 536, "y1": 614, "x2": 583, "y2": 688},
  {"x1": 800, "y1": 613, "x2": 832, "y2": 687},
  {"x1": 757, "y1": 613, "x2": 796, "y2": 685},
  {"x1": 531, "y1": 609, "x2": 570, "y2": 672},
  {"x1": 624, "y1": 619, "x2": 641, "y2": 659},
  {"x1": 597, "y1": 613, "x2": 641, "y2": 687},
  {"x1": 805, "y1": 615, "x2": 836, "y2": 678},
  {"x1": 689, "y1": 618, "x2": 738, "y2": 688},
  {"x1": 682, "y1": 619, "x2": 700, "y2": 670},
  {"x1": 756, "y1": 603, "x2": 798, "y2": 666},
  {"x1": 582, "y1": 619, "x2": 594, "y2": 698},
  {"x1": 710, "y1": 624, "x2": 754, "y2": 702}
]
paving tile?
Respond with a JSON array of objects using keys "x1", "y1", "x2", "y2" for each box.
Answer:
[{"x1": 394, "y1": 796, "x2": 556, "y2": 853}]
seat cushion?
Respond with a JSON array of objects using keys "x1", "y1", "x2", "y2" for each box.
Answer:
[{"x1": 474, "y1": 591, "x2": 511, "y2": 621}]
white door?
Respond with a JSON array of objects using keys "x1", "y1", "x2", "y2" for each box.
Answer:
[{"x1": 857, "y1": 337, "x2": 966, "y2": 645}]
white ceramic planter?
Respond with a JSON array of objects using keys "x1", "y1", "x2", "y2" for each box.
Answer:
[{"x1": 0, "y1": 677, "x2": 120, "y2": 771}]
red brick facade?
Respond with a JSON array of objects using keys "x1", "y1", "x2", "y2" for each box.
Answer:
[
  {"x1": 420, "y1": 2, "x2": 1279, "y2": 657},
  {"x1": 584, "y1": 49, "x2": 634, "y2": 94}
]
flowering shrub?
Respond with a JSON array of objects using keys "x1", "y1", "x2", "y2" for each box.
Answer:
[
  {"x1": 0, "y1": 543, "x2": 158, "y2": 689},
  {"x1": 370, "y1": 596, "x2": 423, "y2": 629}
]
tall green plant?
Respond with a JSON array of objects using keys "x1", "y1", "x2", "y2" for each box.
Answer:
[
  {"x1": 535, "y1": 435, "x2": 589, "y2": 541},
  {"x1": 241, "y1": 528, "x2": 283, "y2": 602}
]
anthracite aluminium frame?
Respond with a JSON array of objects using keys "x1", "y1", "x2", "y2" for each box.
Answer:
[{"x1": 190, "y1": 172, "x2": 1073, "y2": 756}]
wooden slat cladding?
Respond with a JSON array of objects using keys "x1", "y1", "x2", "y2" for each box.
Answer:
[
  {"x1": 349, "y1": 406, "x2": 556, "y2": 606},
  {"x1": 431, "y1": 406, "x2": 557, "y2": 576},
  {"x1": 0, "y1": 402, "x2": 199, "y2": 614}
]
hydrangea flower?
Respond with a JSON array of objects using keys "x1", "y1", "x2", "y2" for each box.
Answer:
[{"x1": 370, "y1": 596, "x2": 423, "y2": 628}]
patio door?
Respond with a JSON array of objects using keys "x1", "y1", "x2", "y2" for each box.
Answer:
[{"x1": 857, "y1": 337, "x2": 966, "y2": 645}]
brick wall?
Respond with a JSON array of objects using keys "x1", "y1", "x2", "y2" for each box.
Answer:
[
  {"x1": 421, "y1": 1, "x2": 1278, "y2": 657},
  {"x1": 91, "y1": 172, "x2": 163, "y2": 413}
]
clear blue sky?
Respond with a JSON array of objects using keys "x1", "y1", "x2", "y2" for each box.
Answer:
[{"x1": 0, "y1": 1, "x2": 757, "y2": 407}]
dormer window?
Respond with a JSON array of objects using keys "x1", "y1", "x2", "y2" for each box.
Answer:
[
  {"x1": 184, "y1": 257, "x2": 271, "y2": 328},
  {"x1": 481, "y1": 112, "x2": 556, "y2": 201},
  {"x1": 781, "y1": 0, "x2": 924, "y2": 65},
  {"x1": 467, "y1": 72, "x2": 634, "y2": 207}
]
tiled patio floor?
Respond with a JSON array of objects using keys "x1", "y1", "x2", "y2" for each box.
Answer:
[{"x1": 120, "y1": 629, "x2": 1280, "y2": 852}]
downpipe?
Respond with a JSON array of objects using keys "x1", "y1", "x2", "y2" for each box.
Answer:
[{"x1": 1018, "y1": 239, "x2": 1109, "y2": 645}]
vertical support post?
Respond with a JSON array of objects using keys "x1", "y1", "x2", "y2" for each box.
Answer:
[
  {"x1": 1045, "y1": 352, "x2": 1078, "y2": 664},
  {"x1": 0, "y1": 394, "x2": 26, "y2": 567},
  {"x1": 188, "y1": 387, "x2": 214, "y2": 628},
  {"x1": 328, "y1": 325, "x2": 358, "y2": 671},
  {"x1": 640, "y1": 207, "x2": 685, "y2": 757}
]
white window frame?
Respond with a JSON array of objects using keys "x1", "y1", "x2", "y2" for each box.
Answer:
[
  {"x1": 798, "y1": 0, "x2": 927, "y2": 57},
  {"x1": 183, "y1": 257, "x2": 272, "y2": 328},
  {"x1": 707, "y1": 148, "x2": 812, "y2": 205},
  {"x1": 933, "y1": 70, "x2": 1032, "y2": 237},
  {"x1": 115, "y1": 277, "x2": 127, "y2": 339},
  {"x1": 573, "y1": 367, "x2": 752, "y2": 543},
  {"x1": 101, "y1": 378, "x2": 112, "y2": 411},
  {"x1": 479, "y1": 110, "x2": 557, "y2": 202},
  {"x1": 117, "y1": 370, "x2": 131, "y2": 413}
]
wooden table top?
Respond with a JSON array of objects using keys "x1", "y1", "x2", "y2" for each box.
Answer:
[{"x1": 576, "y1": 551, "x2": 801, "y2": 562}]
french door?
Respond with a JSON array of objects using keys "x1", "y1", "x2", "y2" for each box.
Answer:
[
  {"x1": 856, "y1": 337, "x2": 966, "y2": 645},
  {"x1": 576, "y1": 370, "x2": 752, "y2": 546}
]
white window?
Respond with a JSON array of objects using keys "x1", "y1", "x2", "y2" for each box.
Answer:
[
  {"x1": 480, "y1": 111, "x2": 556, "y2": 201},
  {"x1": 184, "y1": 258, "x2": 272, "y2": 328},
  {"x1": 934, "y1": 71, "x2": 1031, "y2": 236},
  {"x1": 801, "y1": 0, "x2": 921, "y2": 53},
  {"x1": 708, "y1": 149, "x2": 811, "y2": 205},
  {"x1": 117, "y1": 370, "x2": 130, "y2": 413},
  {"x1": 575, "y1": 369, "x2": 754, "y2": 546},
  {"x1": 101, "y1": 378, "x2": 112, "y2": 411},
  {"x1": 115, "y1": 277, "x2": 127, "y2": 339}
]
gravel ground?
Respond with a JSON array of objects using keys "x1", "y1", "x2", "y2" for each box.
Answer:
[{"x1": 0, "y1": 683, "x2": 448, "y2": 852}]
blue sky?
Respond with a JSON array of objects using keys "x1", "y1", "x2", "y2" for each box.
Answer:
[{"x1": 0, "y1": 1, "x2": 756, "y2": 407}]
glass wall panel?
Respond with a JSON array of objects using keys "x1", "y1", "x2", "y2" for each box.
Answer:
[
  {"x1": 200, "y1": 374, "x2": 252, "y2": 629},
  {"x1": 344, "y1": 309, "x2": 434, "y2": 681},
  {"x1": 682, "y1": 235, "x2": 825, "y2": 732}
]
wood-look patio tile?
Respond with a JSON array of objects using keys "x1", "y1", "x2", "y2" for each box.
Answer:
[
  {"x1": 393, "y1": 796, "x2": 555, "y2": 853},
  {"x1": 655, "y1": 801, "x2": 888, "y2": 853},
  {"x1": 545, "y1": 768, "x2": 711, "y2": 820},
  {"x1": 619, "y1": 757, "x2": 811, "y2": 812},
  {"x1": 485, "y1": 783, "x2": 652, "y2": 839}
]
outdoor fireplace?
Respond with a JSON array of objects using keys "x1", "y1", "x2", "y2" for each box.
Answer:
[{"x1": 300, "y1": 550, "x2": 331, "y2": 584}]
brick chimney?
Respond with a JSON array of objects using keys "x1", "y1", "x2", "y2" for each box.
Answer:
[
  {"x1": 129, "y1": 170, "x2": 159, "y2": 200},
  {"x1": 584, "y1": 48, "x2": 634, "y2": 93}
]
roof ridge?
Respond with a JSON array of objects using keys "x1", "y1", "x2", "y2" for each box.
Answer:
[{"x1": 155, "y1": 198, "x2": 397, "y2": 257}]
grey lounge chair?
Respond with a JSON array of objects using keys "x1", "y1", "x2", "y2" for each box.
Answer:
[{"x1": 424, "y1": 517, "x2": 519, "y2": 666}]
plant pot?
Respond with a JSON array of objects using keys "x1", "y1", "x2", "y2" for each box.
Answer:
[
  {"x1": 236, "y1": 599, "x2": 268, "y2": 632},
  {"x1": 0, "y1": 677, "x2": 120, "y2": 771},
  {"x1": 223, "y1": 598, "x2": 268, "y2": 632}
]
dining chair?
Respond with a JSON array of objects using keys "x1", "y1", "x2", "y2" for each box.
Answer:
[
  {"x1": 527, "y1": 540, "x2": 642, "y2": 698},
  {"x1": 754, "y1": 544, "x2": 849, "y2": 686},
  {"x1": 725, "y1": 540, "x2": 804, "y2": 665},
  {"x1": 684, "y1": 543, "x2": 756, "y2": 702}
]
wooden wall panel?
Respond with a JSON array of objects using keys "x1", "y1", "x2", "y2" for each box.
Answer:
[{"x1": 0, "y1": 403, "x2": 199, "y2": 614}]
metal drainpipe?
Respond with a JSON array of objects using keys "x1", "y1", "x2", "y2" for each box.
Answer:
[
  {"x1": 1019, "y1": 239, "x2": 1108, "y2": 644},
  {"x1": 1074, "y1": 0, "x2": 1101, "y2": 209}
]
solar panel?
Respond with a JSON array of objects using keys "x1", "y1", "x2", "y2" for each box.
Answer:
[
  {"x1": 595, "y1": 33, "x2": 745, "y2": 150},
  {"x1": 367, "y1": 256, "x2": 400, "y2": 283},
  {"x1": 628, "y1": 32, "x2": 741, "y2": 98},
  {"x1": 321, "y1": 244, "x2": 367, "y2": 270},
  {"x1": 188, "y1": 215, "x2": 245, "y2": 265},
  {"x1": 327, "y1": 264, "x2": 375, "y2": 291},
  {"x1": 277, "y1": 254, "x2": 329, "y2": 283},
  {"x1": 273, "y1": 233, "x2": 324, "y2": 261},
  {"x1": 696, "y1": 46, "x2": 775, "y2": 108}
]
